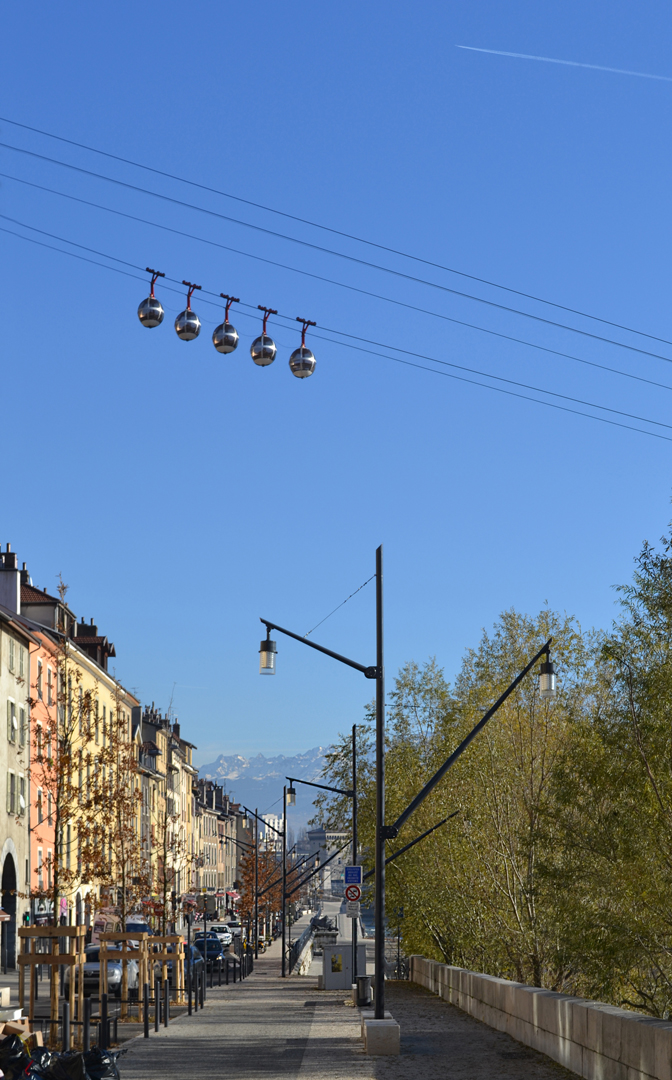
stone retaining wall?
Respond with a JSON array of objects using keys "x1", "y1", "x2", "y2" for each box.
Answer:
[{"x1": 410, "y1": 955, "x2": 672, "y2": 1080}]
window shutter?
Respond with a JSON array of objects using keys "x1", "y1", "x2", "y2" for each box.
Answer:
[
  {"x1": 6, "y1": 773, "x2": 10, "y2": 813},
  {"x1": 7, "y1": 702, "x2": 11, "y2": 743},
  {"x1": 19, "y1": 708, "x2": 26, "y2": 748}
]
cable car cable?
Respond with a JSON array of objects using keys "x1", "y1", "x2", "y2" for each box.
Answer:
[
  {"x1": 3, "y1": 180, "x2": 672, "y2": 397},
  {"x1": 1, "y1": 222, "x2": 669, "y2": 445},
  {"x1": 1, "y1": 140, "x2": 670, "y2": 365},
  {"x1": 1, "y1": 113, "x2": 669, "y2": 349}
]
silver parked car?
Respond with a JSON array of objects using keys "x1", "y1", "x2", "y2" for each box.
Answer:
[{"x1": 64, "y1": 944, "x2": 139, "y2": 998}]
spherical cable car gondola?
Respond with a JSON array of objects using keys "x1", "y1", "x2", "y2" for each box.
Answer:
[
  {"x1": 289, "y1": 318, "x2": 317, "y2": 378},
  {"x1": 251, "y1": 306, "x2": 278, "y2": 366},
  {"x1": 137, "y1": 268, "x2": 165, "y2": 328},
  {"x1": 175, "y1": 281, "x2": 202, "y2": 341},
  {"x1": 213, "y1": 294, "x2": 240, "y2": 354}
]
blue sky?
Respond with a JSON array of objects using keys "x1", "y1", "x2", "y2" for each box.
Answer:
[{"x1": 2, "y1": 1, "x2": 672, "y2": 763}]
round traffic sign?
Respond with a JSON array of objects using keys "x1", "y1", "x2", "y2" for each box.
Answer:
[{"x1": 345, "y1": 884, "x2": 361, "y2": 902}]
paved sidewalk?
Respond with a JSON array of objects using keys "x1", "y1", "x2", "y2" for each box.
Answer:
[{"x1": 119, "y1": 940, "x2": 576, "y2": 1080}]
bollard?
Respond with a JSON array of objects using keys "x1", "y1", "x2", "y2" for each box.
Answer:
[
  {"x1": 187, "y1": 963, "x2": 192, "y2": 1016},
  {"x1": 218, "y1": 958, "x2": 222, "y2": 987},
  {"x1": 163, "y1": 979, "x2": 169, "y2": 1028},
  {"x1": 199, "y1": 969, "x2": 204, "y2": 1010},
  {"x1": 225, "y1": 957, "x2": 229, "y2": 985},
  {"x1": 209, "y1": 960, "x2": 213, "y2": 989},
  {"x1": 202, "y1": 961, "x2": 207, "y2": 1003},
  {"x1": 34, "y1": 964, "x2": 39, "y2": 1001},
  {"x1": 83, "y1": 996, "x2": 91, "y2": 1052},
  {"x1": 62, "y1": 1000, "x2": 70, "y2": 1053},
  {"x1": 154, "y1": 976, "x2": 160, "y2": 1032},
  {"x1": 100, "y1": 994, "x2": 108, "y2": 1051},
  {"x1": 143, "y1": 984, "x2": 149, "y2": 1038}
]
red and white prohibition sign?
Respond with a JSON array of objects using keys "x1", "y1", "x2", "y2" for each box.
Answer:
[{"x1": 345, "y1": 884, "x2": 362, "y2": 902}]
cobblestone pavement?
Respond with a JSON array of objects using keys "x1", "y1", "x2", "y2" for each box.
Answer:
[
  {"x1": 117, "y1": 942, "x2": 577, "y2": 1080},
  {"x1": 374, "y1": 981, "x2": 575, "y2": 1080}
]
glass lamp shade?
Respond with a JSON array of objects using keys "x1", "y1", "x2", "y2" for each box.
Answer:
[
  {"x1": 259, "y1": 637, "x2": 277, "y2": 674},
  {"x1": 287, "y1": 786, "x2": 296, "y2": 806},
  {"x1": 539, "y1": 658, "x2": 557, "y2": 700}
]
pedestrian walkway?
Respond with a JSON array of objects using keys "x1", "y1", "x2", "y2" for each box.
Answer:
[{"x1": 119, "y1": 941, "x2": 576, "y2": 1079}]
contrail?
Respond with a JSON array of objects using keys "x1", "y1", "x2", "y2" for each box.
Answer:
[{"x1": 456, "y1": 45, "x2": 672, "y2": 83}]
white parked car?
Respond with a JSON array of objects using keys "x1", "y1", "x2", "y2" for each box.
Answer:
[{"x1": 208, "y1": 923, "x2": 233, "y2": 946}]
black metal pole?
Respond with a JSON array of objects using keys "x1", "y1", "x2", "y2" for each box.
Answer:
[
  {"x1": 163, "y1": 979, "x2": 169, "y2": 1027},
  {"x1": 101, "y1": 992, "x2": 108, "y2": 1049},
  {"x1": 374, "y1": 543, "x2": 385, "y2": 1020},
  {"x1": 254, "y1": 808, "x2": 259, "y2": 960},
  {"x1": 352, "y1": 722, "x2": 358, "y2": 987},
  {"x1": 281, "y1": 785, "x2": 287, "y2": 977},
  {"x1": 62, "y1": 999, "x2": 70, "y2": 1052},
  {"x1": 154, "y1": 976, "x2": 160, "y2": 1031},
  {"x1": 143, "y1": 983, "x2": 149, "y2": 1036},
  {"x1": 83, "y1": 995, "x2": 91, "y2": 1051}
]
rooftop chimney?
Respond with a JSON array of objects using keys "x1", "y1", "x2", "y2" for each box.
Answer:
[{"x1": 0, "y1": 545, "x2": 21, "y2": 613}]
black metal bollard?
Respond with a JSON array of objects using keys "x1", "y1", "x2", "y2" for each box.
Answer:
[
  {"x1": 218, "y1": 958, "x2": 222, "y2": 987},
  {"x1": 154, "y1": 976, "x2": 160, "y2": 1032},
  {"x1": 143, "y1": 983, "x2": 149, "y2": 1038},
  {"x1": 199, "y1": 969, "x2": 204, "y2": 1009},
  {"x1": 209, "y1": 960, "x2": 213, "y2": 989},
  {"x1": 62, "y1": 1000, "x2": 70, "y2": 1052},
  {"x1": 187, "y1": 963, "x2": 192, "y2": 1016},
  {"x1": 225, "y1": 957, "x2": 229, "y2": 985},
  {"x1": 100, "y1": 994, "x2": 108, "y2": 1051},
  {"x1": 83, "y1": 996, "x2": 91, "y2": 1052},
  {"x1": 34, "y1": 964, "x2": 39, "y2": 1001},
  {"x1": 163, "y1": 979, "x2": 169, "y2": 1028}
]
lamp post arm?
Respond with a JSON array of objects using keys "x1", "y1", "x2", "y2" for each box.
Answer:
[
  {"x1": 256, "y1": 852, "x2": 310, "y2": 900},
  {"x1": 389, "y1": 638, "x2": 553, "y2": 836},
  {"x1": 261, "y1": 619, "x2": 377, "y2": 679},
  {"x1": 363, "y1": 811, "x2": 459, "y2": 880},
  {"x1": 243, "y1": 807, "x2": 283, "y2": 837},
  {"x1": 285, "y1": 840, "x2": 352, "y2": 899},
  {"x1": 286, "y1": 776, "x2": 354, "y2": 798},
  {"x1": 226, "y1": 836, "x2": 256, "y2": 851}
]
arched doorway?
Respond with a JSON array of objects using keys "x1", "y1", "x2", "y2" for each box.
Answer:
[{"x1": 1, "y1": 855, "x2": 17, "y2": 969}]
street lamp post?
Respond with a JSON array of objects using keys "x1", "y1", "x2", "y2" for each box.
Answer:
[
  {"x1": 243, "y1": 807, "x2": 285, "y2": 963},
  {"x1": 259, "y1": 546, "x2": 386, "y2": 1014},
  {"x1": 286, "y1": 723, "x2": 360, "y2": 980}
]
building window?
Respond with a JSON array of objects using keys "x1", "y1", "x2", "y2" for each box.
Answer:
[
  {"x1": 102, "y1": 705, "x2": 106, "y2": 746},
  {"x1": 19, "y1": 776, "x2": 25, "y2": 816},
  {"x1": 78, "y1": 688, "x2": 83, "y2": 736},
  {"x1": 19, "y1": 707, "x2": 26, "y2": 748},
  {"x1": 37, "y1": 789, "x2": 43, "y2": 823},
  {"x1": 8, "y1": 638, "x2": 15, "y2": 674},
  {"x1": 47, "y1": 851, "x2": 52, "y2": 890},
  {"x1": 47, "y1": 668, "x2": 53, "y2": 707},
  {"x1": 6, "y1": 701, "x2": 16, "y2": 743},
  {"x1": 37, "y1": 849, "x2": 43, "y2": 891},
  {"x1": 36, "y1": 725, "x2": 42, "y2": 760},
  {"x1": 19, "y1": 647, "x2": 25, "y2": 679},
  {"x1": 37, "y1": 660, "x2": 43, "y2": 700},
  {"x1": 47, "y1": 792, "x2": 52, "y2": 825},
  {"x1": 7, "y1": 772, "x2": 15, "y2": 814},
  {"x1": 66, "y1": 824, "x2": 71, "y2": 870},
  {"x1": 95, "y1": 702, "x2": 99, "y2": 744}
]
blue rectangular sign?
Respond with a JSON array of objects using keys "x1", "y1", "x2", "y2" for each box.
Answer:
[{"x1": 344, "y1": 865, "x2": 362, "y2": 885}]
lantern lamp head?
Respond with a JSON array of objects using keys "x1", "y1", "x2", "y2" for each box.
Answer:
[
  {"x1": 287, "y1": 784, "x2": 296, "y2": 806},
  {"x1": 259, "y1": 632, "x2": 277, "y2": 674},
  {"x1": 539, "y1": 652, "x2": 557, "y2": 700}
]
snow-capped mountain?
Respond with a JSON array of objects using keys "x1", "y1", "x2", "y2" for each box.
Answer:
[{"x1": 198, "y1": 747, "x2": 325, "y2": 829}]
